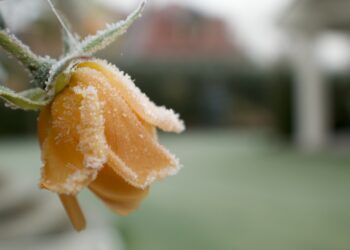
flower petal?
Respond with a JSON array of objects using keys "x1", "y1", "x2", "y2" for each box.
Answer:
[
  {"x1": 89, "y1": 165, "x2": 149, "y2": 215},
  {"x1": 72, "y1": 67, "x2": 181, "y2": 188},
  {"x1": 77, "y1": 60, "x2": 185, "y2": 133},
  {"x1": 39, "y1": 80, "x2": 107, "y2": 194},
  {"x1": 37, "y1": 106, "x2": 51, "y2": 146}
]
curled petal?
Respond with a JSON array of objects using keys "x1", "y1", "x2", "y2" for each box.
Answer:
[
  {"x1": 89, "y1": 165, "x2": 149, "y2": 215},
  {"x1": 77, "y1": 60, "x2": 185, "y2": 133},
  {"x1": 39, "y1": 81, "x2": 107, "y2": 194},
  {"x1": 71, "y1": 67, "x2": 181, "y2": 188},
  {"x1": 38, "y1": 106, "x2": 51, "y2": 146}
]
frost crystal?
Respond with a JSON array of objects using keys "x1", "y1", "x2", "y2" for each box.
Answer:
[
  {"x1": 62, "y1": 170, "x2": 95, "y2": 194},
  {"x1": 98, "y1": 59, "x2": 185, "y2": 133},
  {"x1": 73, "y1": 65, "x2": 183, "y2": 189},
  {"x1": 77, "y1": 0, "x2": 147, "y2": 56},
  {"x1": 144, "y1": 153, "x2": 182, "y2": 187},
  {"x1": 73, "y1": 85, "x2": 108, "y2": 170}
]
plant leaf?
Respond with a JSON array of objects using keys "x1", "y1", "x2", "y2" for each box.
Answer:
[
  {"x1": 19, "y1": 87, "x2": 47, "y2": 100},
  {"x1": 62, "y1": 26, "x2": 80, "y2": 55},
  {"x1": 45, "y1": 57, "x2": 80, "y2": 98},
  {"x1": 60, "y1": 14, "x2": 80, "y2": 55},
  {"x1": 77, "y1": 0, "x2": 147, "y2": 56},
  {"x1": 47, "y1": 0, "x2": 79, "y2": 55},
  {"x1": 0, "y1": 85, "x2": 48, "y2": 110}
]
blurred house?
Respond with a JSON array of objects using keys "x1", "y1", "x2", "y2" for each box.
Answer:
[
  {"x1": 120, "y1": 5, "x2": 237, "y2": 60},
  {"x1": 281, "y1": 0, "x2": 350, "y2": 150},
  {"x1": 112, "y1": 5, "x2": 274, "y2": 128}
]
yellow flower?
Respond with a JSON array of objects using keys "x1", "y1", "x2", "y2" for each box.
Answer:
[{"x1": 37, "y1": 59, "x2": 185, "y2": 231}]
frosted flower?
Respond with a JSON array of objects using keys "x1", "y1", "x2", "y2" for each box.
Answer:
[
  {"x1": 37, "y1": 59, "x2": 185, "y2": 231},
  {"x1": 0, "y1": 0, "x2": 180, "y2": 233}
]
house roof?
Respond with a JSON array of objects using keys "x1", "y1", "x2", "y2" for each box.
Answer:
[{"x1": 120, "y1": 5, "x2": 237, "y2": 60}]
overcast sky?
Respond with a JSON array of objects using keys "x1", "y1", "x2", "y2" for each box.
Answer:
[{"x1": 98, "y1": 0, "x2": 292, "y2": 63}]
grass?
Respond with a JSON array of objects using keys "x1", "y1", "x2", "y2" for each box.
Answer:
[
  {"x1": 1, "y1": 130, "x2": 350, "y2": 250},
  {"x1": 116, "y1": 130, "x2": 350, "y2": 250}
]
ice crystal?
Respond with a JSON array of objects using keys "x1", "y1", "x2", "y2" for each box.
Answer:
[
  {"x1": 77, "y1": 0, "x2": 147, "y2": 56},
  {"x1": 73, "y1": 85, "x2": 108, "y2": 170},
  {"x1": 73, "y1": 62, "x2": 183, "y2": 189},
  {"x1": 99, "y1": 59, "x2": 185, "y2": 133}
]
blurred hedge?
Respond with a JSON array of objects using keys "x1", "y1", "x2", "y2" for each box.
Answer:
[{"x1": 0, "y1": 58, "x2": 349, "y2": 140}]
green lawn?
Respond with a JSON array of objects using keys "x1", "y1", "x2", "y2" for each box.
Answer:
[
  {"x1": 1, "y1": 130, "x2": 350, "y2": 250},
  {"x1": 117, "y1": 130, "x2": 350, "y2": 250}
]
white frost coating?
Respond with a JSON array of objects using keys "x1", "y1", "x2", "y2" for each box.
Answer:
[
  {"x1": 78, "y1": 0, "x2": 148, "y2": 56},
  {"x1": 140, "y1": 147, "x2": 182, "y2": 188},
  {"x1": 47, "y1": 0, "x2": 78, "y2": 49},
  {"x1": 144, "y1": 156, "x2": 182, "y2": 188},
  {"x1": 73, "y1": 85, "x2": 108, "y2": 170},
  {"x1": 79, "y1": 20, "x2": 127, "y2": 55},
  {"x1": 62, "y1": 170, "x2": 94, "y2": 194},
  {"x1": 95, "y1": 59, "x2": 185, "y2": 133},
  {"x1": 72, "y1": 65, "x2": 183, "y2": 189},
  {"x1": 108, "y1": 148, "x2": 181, "y2": 189},
  {"x1": 52, "y1": 95, "x2": 76, "y2": 144},
  {"x1": 145, "y1": 165, "x2": 182, "y2": 187},
  {"x1": 107, "y1": 150, "x2": 139, "y2": 182}
]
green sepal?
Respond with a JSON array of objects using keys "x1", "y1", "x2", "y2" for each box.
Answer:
[
  {"x1": 59, "y1": 13, "x2": 80, "y2": 55},
  {"x1": 45, "y1": 57, "x2": 81, "y2": 98},
  {"x1": 46, "y1": 0, "x2": 79, "y2": 56},
  {"x1": 19, "y1": 88, "x2": 46, "y2": 100},
  {"x1": 52, "y1": 67, "x2": 72, "y2": 94},
  {"x1": 0, "y1": 30, "x2": 55, "y2": 86},
  {"x1": 0, "y1": 0, "x2": 149, "y2": 112},
  {"x1": 0, "y1": 57, "x2": 79, "y2": 111},
  {"x1": 0, "y1": 85, "x2": 48, "y2": 110},
  {"x1": 63, "y1": 27, "x2": 79, "y2": 55},
  {"x1": 77, "y1": 0, "x2": 147, "y2": 56}
]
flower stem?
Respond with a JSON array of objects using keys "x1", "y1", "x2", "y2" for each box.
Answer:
[{"x1": 59, "y1": 194, "x2": 86, "y2": 232}]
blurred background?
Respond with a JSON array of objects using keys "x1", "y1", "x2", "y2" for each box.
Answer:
[{"x1": 0, "y1": 0, "x2": 350, "y2": 249}]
